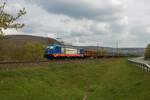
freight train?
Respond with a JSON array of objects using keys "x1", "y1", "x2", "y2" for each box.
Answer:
[{"x1": 44, "y1": 44, "x2": 123, "y2": 59}]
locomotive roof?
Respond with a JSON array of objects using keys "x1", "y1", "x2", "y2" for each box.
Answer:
[{"x1": 47, "y1": 44, "x2": 84, "y2": 49}]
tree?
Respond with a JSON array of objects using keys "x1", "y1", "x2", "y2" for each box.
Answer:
[
  {"x1": 0, "y1": 1, "x2": 26, "y2": 60},
  {"x1": 0, "y1": 2, "x2": 26, "y2": 35},
  {"x1": 101, "y1": 48, "x2": 108, "y2": 55},
  {"x1": 144, "y1": 44, "x2": 150, "y2": 60}
]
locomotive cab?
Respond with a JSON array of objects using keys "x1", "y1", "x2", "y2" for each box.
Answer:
[{"x1": 44, "y1": 44, "x2": 61, "y2": 58}]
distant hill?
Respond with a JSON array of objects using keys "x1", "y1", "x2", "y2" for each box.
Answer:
[
  {"x1": 2, "y1": 35, "x2": 61, "y2": 46},
  {"x1": 74, "y1": 46, "x2": 145, "y2": 56},
  {"x1": 118, "y1": 48, "x2": 145, "y2": 56}
]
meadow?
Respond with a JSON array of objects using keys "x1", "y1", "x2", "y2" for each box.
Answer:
[{"x1": 0, "y1": 58, "x2": 150, "y2": 100}]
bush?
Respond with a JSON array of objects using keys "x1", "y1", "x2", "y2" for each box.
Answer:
[
  {"x1": 144, "y1": 44, "x2": 150, "y2": 60},
  {"x1": 23, "y1": 42, "x2": 45, "y2": 60},
  {"x1": 0, "y1": 39, "x2": 4, "y2": 60},
  {"x1": 0, "y1": 40, "x2": 24, "y2": 60},
  {"x1": 0, "y1": 39, "x2": 45, "y2": 61}
]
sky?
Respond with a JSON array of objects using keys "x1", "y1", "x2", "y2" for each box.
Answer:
[{"x1": 3, "y1": 0, "x2": 150, "y2": 47}]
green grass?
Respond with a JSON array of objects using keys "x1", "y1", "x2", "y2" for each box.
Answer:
[{"x1": 0, "y1": 58, "x2": 150, "y2": 100}]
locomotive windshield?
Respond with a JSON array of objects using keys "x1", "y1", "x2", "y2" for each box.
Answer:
[
  {"x1": 45, "y1": 46, "x2": 55, "y2": 54},
  {"x1": 49, "y1": 46, "x2": 54, "y2": 49}
]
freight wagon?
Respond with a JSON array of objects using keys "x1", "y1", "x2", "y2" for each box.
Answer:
[{"x1": 83, "y1": 50, "x2": 98, "y2": 57}]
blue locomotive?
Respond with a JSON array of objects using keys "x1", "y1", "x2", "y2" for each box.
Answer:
[{"x1": 44, "y1": 44, "x2": 84, "y2": 59}]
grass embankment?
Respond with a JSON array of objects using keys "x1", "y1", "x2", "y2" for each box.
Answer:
[{"x1": 0, "y1": 59, "x2": 150, "y2": 100}]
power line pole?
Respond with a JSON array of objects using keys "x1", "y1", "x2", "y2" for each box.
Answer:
[
  {"x1": 101, "y1": 42, "x2": 103, "y2": 57},
  {"x1": 97, "y1": 42, "x2": 99, "y2": 58},
  {"x1": 116, "y1": 41, "x2": 119, "y2": 57},
  {"x1": 112, "y1": 45, "x2": 114, "y2": 57}
]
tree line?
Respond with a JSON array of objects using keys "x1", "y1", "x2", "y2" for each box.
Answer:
[{"x1": 145, "y1": 44, "x2": 150, "y2": 60}]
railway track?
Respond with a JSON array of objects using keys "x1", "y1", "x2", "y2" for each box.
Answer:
[
  {"x1": 0, "y1": 60, "x2": 51, "y2": 67},
  {"x1": 0, "y1": 57, "x2": 124, "y2": 67},
  {"x1": 0, "y1": 60, "x2": 49, "y2": 64},
  {"x1": 0, "y1": 59, "x2": 90, "y2": 67}
]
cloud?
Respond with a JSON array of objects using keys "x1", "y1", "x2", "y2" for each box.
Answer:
[
  {"x1": 33, "y1": 0, "x2": 125, "y2": 22},
  {"x1": 3, "y1": 0, "x2": 150, "y2": 47}
]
